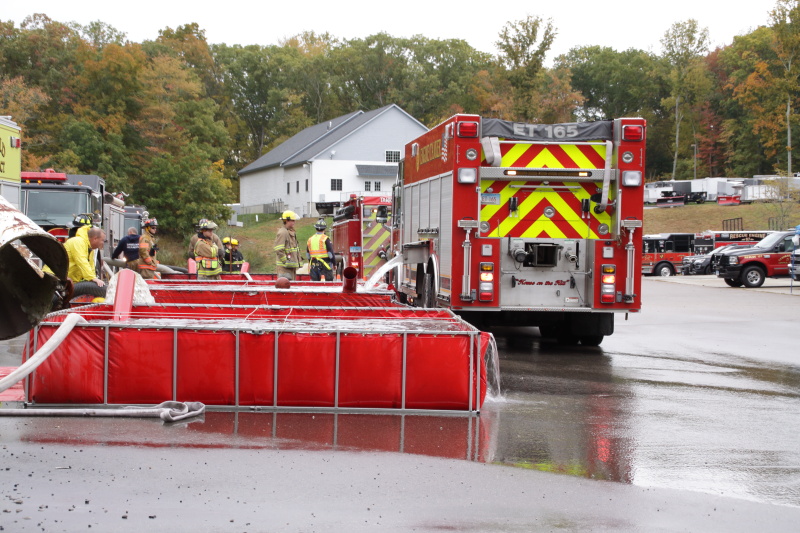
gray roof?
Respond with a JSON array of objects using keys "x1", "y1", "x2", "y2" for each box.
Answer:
[
  {"x1": 356, "y1": 164, "x2": 398, "y2": 177},
  {"x1": 239, "y1": 104, "x2": 414, "y2": 176}
]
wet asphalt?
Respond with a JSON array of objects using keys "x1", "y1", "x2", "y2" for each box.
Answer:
[{"x1": 1, "y1": 276, "x2": 799, "y2": 531}]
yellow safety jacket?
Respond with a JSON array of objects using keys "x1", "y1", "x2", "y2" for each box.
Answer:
[{"x1": 307, "y1": 233, "x2": 331, "y2": 269}]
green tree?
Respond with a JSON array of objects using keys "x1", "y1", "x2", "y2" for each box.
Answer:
[
  {"x1": 770, "y1": 0, "x2": 800, "y2": 175},
  {"x1": 495, "y1": 16, "x2": 556, "y2": 121},
  {"x1": 661, "y1": 19, "x2": 710, "y2": 179},
  {"x1": 216, "y1": 44, "x2": 309, "y2": 161}
]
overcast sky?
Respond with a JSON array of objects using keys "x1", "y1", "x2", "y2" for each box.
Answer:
[{"x1": 4, "y1": 1, "x2": 779, "y2": 60}]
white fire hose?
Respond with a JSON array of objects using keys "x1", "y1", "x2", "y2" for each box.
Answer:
[{"x1": 0, "y1": 313, "x2": 204, "y2": 422}]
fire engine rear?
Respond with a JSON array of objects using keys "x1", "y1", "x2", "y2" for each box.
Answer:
[
  {"x1": 393, "y1": 115, "x2": 646, "y2": 345},
  {"x1": 332, "y1": 194, "x2": 392, "y2": 280}
]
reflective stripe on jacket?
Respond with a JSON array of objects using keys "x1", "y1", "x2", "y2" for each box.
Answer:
[
  {"x1": 307, "y1": 233, "x2": 331, "y2": 269},
  {"x1": 195, "y1": 239, "x2": 222, "y2": 276}
]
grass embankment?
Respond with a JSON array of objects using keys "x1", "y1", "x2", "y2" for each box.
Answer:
[
  {"x1": 642, "y1": 202, "x2": 798, "y2": 235},
  {"x1": 154, "y1": 203, "x2": 797, "y2": 273}
]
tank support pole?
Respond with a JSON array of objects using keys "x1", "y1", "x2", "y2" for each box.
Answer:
[{"x1": 401, "y1": 333, "x2": 408, "y2": 410}]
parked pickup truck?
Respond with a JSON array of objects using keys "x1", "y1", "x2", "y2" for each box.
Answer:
[
  {"x1": 681, "y1": 244, "x2": 748, "y2": 275},
  {"x1": 711, "y1": 231, "x2": 797, "y2": 288}
]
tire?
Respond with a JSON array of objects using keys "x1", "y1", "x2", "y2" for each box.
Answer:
[
  {"x1": 579, "y1": 335, "x2": 604, "y2": 347},
  {"x1": 420, "y1": 272, "x2": 435, "y2": 308},
  {"x1": 741, "y1": 265, "x2": 766, "y2": 288},
  {"x1": 702, "y1": 264, "x2": 712, "y2": 275},
  {"x1": 696, "y1": 197, "x2": 705, "y2": 204},
  {"x1": 556, "y1": 334, "x2": 579, "y2": 345},
  {"x1": 538, "y1": 326, "x2": 556, "y2": 339},
  {"x1": 724, "y1": 278, "x2": 743, "y2": 287},
  {"x1": 656, "y1": 263, "x2": 674, "y2": 277},
  {"x1": 71, "y1": 280, "x2": 107, "y2": 299}
]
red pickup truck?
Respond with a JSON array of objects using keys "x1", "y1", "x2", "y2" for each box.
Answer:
[{"x1": 711, "y1": 231, "x2": 797, "y2": 288}]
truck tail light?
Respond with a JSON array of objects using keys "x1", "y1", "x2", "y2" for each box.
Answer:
[
  {"x1": 622, "y1": 125, "x2": 644, "y2": 141},
  {"x1": 457, "y1": 121, "x2": 478, "y2": 138},
  {"x1": 478, "y1": 262, "x2": 494, "y2": 301},
  {"x1": 600, "y1": 264, "x2": 616, "y2": 304}
]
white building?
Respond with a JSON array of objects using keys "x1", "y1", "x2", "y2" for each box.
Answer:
[{"x1": 238, "y1": 104, "x2": 427, "y2": 217}]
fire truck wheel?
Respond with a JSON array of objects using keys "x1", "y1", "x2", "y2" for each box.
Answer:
[
  {"x1": 556, "y1": 332, "x2": 579, "y2": 345},
  {"x1": 656, "y1": 263, "x2": 674, "y2": 277},
  {"x1": 723, "y1": 277, "x2": 743, "y2": 287},
  {"x1": 741, "y1": 265, "x2": 766, "y2": 288},
  {"x1": 420, "y1": 273, "x2": 435, "y2": 308},
  {"x1": 538, "y1": 326, "x2": 556, "y2": 339},
  {"x1": 579, "y1": 335, "x2": 604, "y2": 346}
]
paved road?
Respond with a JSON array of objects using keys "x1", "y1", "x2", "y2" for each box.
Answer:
[{"x1": 1, "y1": 278, "x2": 799, "y2": 532}]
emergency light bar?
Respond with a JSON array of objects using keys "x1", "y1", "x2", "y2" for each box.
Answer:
[
  {"x1": 506, "y1": 170, "x2": 592, "y2": 178},
  {"x1": 21, "y1": 169, "x2": 67, "y2": 182}
]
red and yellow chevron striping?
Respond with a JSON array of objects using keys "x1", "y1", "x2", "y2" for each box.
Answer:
[{"x1": 479, "y1": 141, "x2": 613, "y2": 239}]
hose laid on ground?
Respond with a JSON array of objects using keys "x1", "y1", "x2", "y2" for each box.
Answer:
[
  {"x1": 0, "y1": 401, "x2": 205, "y2": 422},
  {"x1": 0, "y1": 313, "x2": 85, "y2": 394}
]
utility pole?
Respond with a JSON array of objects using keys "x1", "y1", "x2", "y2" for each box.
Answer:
[{"x1": 691, "y1": 143, "x2": 697, "y2": 180}]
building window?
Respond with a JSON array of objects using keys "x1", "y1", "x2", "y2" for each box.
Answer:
[
  {"x1": 364, "y1": 181, "x2": 371, "y2": 192},
  {"x1": 331, "y1": 179, "x2": 342, "y2": 191},
  {"x1": 296, "y1": 181, "x2": 299, "y2": 193},
  {"x1": 386, "y1": 150, "x2": 400, "y2": 163},
  {"x1": 305, "y1": 179, "x2": 308, "y2": 192},
  {"x1": 374, "y1": 181, "x2": 381, "y2": 191},
  {"x1": 287, "y1": 183, "x2": 290, "y2": 195}
]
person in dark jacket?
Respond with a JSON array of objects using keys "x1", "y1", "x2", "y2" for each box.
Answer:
[
  {"x1": 221, "y1": 237, "x2": 245, "y2": 272},
  {"x1": 112, "y1": 227, "x2": 140, "y2": 270}
]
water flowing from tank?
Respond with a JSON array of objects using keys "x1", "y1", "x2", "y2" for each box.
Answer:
[
  {"x1": 484, "y1": 333, "x2": 504, "y2": 401},
  {"x1": 363, "y1": 254, "x2": 403, "y2": 291}
]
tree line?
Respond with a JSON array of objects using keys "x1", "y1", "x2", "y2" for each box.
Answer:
[{"x1": 2, "y1": 2, "x2": 799, "y2": 233}]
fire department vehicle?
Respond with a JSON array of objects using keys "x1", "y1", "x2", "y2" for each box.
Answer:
[
  {"x1": 691, "y1": 230, "x2": 773, "y2": 255},
  {"x1": 332, "y1": 194, "x2": 391, "y2": 280},
  {"x1": 711, "y1": 230, "x2": 797, "y2": 287},
  {"x1": 0, "y1": 116, "x2": 23, "y2": 208},
  {"x1": 641, "y1": 232, "x2": 695, "y2": 276},
  {"x1": 20, "y1": 169, "x2": 126, "y2": 259},
  {"x1": 392, "y1": 114, "x2": 647, "y2": 345}
]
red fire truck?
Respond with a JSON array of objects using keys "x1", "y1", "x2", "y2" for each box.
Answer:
[
  {"x1": 20, "y1": 169, "x2": 126, "y2": 260},
  {"x1": 331, "y1": 194, "x2": 392, "y2": 280},
  {"x1": 641, "y1": 232, "x2": 695, "y2": 276},
  {"x1": 392, "y1": 114, "x2": 647, "y2": 345}
]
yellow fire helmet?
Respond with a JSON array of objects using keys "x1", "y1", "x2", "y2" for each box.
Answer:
[
  {"x1": 281, "y1": 210, "x2": 298, "y2": 221},
  {"x1": 231, "y1": 239, "x2": 239, "y2": 246}
]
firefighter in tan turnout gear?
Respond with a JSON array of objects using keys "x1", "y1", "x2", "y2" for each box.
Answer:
[
  {"x1": 306, "y1": 218, "x2": 335, "y2": 281},
  {"x1": 194, "y1": 221, "x2": 222, "y2": 280},
  {"x1": 135, "y1": 218, "x2": 160, "y2": 280},
  {"x1": 274, "y1": 210, "x2": 301, "y2": 280}
]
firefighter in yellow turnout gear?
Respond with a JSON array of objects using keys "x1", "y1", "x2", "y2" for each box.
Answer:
[
  {"x1": 306, "y1": 218, "x2": 335, "y2": 281},
  {"x1": 274, "y1": 210, "x2": 301, "y2": 280},
  {"x1": 195, "y1": 221, "x2": 222, "y2": 279}
]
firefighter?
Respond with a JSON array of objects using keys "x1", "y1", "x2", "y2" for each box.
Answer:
[
  {"x1": 46, "y1": 226, "x2": 107, "y2": 300},
  {"x1": 134, "y1": 217, "x2": 160, "y2": 280},
  {"x1": 68, "y1": 213, "x2": 95, "y2": 238},
  {"x1": 188, "y1": 218, "x2": 224, "y2": 260},
  {"x1": 306, "y1": 218, "x2": 334, "y2": 281},
  {"x1": 194, "y1": 221, "x2": 222, "y2": 280},
  {"x1": 112, "y1": 227, "x2": 140, "y2": 270},
  {"x1": 274, "y1": 210, "x2": 301, "y2": 280},
  {"x1": 221, "y1": 237, "x2": 244, "y2": 272}
]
